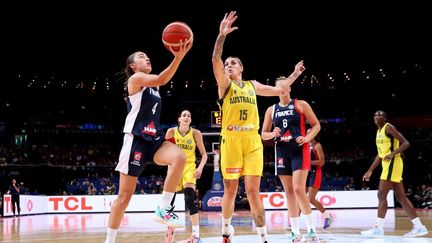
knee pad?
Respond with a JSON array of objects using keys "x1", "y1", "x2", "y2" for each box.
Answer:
[{"x1": 184, "y1": 187, "x2": 198, "y2": 215}]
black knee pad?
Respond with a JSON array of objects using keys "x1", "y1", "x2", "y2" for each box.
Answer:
[{"x1": 184, "y1": 187, "x2": 198, "y2": 215}]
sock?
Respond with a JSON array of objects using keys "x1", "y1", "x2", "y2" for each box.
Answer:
[
  {"x1": 376, "y1": 218, "x2": 385, "y2": 229},
  {"x1": 256, "y1": 226, "x2": 268, "y2": 242},
  {"x1": 222, "y1": 217, "x2": 232, "y2": 235},
  {"x1": 192, "y1": 225, "x2": 200, "y2": 237},
  {"x1": 304, "y1": 213, "x2": 316, "y2": 232},
  {"x1": 289, "y1": 217, "x2": 301, "y2": 235},
  {"x1": 160, "y1": 191, "x2": 175, "y2": 209},
  {"x1": 412, "y1": 217, "x2": 423, "y2": 228},
  {"x1": 105, "y1": 227, "x2": 118, "y2": 243},
  {"x1": 323, "y1": 210, "x2": 330, "y2": 218}
]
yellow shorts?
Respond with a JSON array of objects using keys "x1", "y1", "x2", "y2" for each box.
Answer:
[
  {"x1": 176, "y1": 160, "x2": 197, "y2": 191},
  {"x1": 380, "y1": 156, "x2": 403, "y2": 183},
  {"x1": 220, "y1": 133, "x2": 263, "y2": 179}
]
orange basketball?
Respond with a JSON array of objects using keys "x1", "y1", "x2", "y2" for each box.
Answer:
[{"x1": 162, "y1": 21, "x2": 193, "y2": 51}]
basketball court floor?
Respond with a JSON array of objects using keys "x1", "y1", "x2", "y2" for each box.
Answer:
[{"x1": 1, "y1": 209, "x2": 431, "y2": 242}]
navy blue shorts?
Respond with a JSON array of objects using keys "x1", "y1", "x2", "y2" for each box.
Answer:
[
  {"x1": 116, "y1": 134, "x2": 166, "y2": 177},
  {"x1": 275, "y1": 141, "x2": 310, "y2": 176}
]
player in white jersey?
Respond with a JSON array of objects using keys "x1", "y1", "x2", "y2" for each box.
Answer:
[{"x1": 105, "y1": 39, "x2": 192, "y2": 243}]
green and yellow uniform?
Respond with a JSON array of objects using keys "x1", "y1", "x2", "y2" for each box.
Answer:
[
  {"x1": 376, "y1": 123, "x2": 403, "y2": 182},
  {"x1": 174, "y1": 127, "x2": 197, "y2": 191},
  {"x1": 219, "y1": 80, "x2": 263, "y2": 179}
]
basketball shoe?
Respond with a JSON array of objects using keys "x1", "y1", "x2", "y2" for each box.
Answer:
[
  {"x1": 361, "y1": 225, "x2": 384, "y2": 236},
  {"x1": 403, "y1": 225, "x2": 428, "y2": 237},
  {"x1": 288, "y1": 231, "x2": 302, "y2": 242},
  {"x1": 222, "y1": 225, "x2": 235, "y2": 243},
  {"x1": 153, "y1": 205, "x2": 184, "y2": 228},
  {"x1": 323, "y1": 214, "x2": 334, "y2": 230}
]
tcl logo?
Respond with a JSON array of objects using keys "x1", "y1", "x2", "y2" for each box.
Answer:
[
  {"x1": 3, "y1": 197, "x2": 33, "y2": 212},
  {"x1": 27, "y1": 200, "x2": 33, "y2": 211},
  {"x1": 49, "y1": 197, "x2": 93, "y2": 211},
  {"x1": 3, "y1": 197, "x2": 14, "y2": 213},
  {"x1": 319, "y1": 195, "x2": 336, "y2": 206},
  {"x1": 260, "y1": 193, "x2": 337, "y2": 208},
  {"x1": 260, "y1": 193, "x2": 285, "y2": 207}
]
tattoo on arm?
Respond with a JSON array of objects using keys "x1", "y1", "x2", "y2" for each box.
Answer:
[
  {"x1": 213, "y1": 35, "x2": 226, "y2": 59},
  {"x1": 288, "y1": 72, "x2": 300, "y2": 80}
]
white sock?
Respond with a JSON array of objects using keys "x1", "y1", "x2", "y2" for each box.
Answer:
[
  {"x1": 160, "y1": 191, "x2": 175, "y2": 209},
  {"x1": 222, "y1": 217, "x2": 232, "y2": 235},
  {"x1": 289, "y1": 217, "x2": 301, "y2": 235},
  {"x1": 192, "y1": 225, "x2": 200, "y2": 237},
  {"x1": 256, "y1": 226, "x2": 268, "y2": 242},
  {"x1": 412, "y1": 217, "x2": 423, "y2": 228},
  {"x1": 105, "y1": 227, "x2": 118, "y2": 243},
  {"x1": 376, "y1": 218, "x2": 385, "y2": 229},
  {"x1": 323, "y1": 210, "x2": 330, "y2": 218},
  {"x1": 304, "y1": 213, "x2": 316, "y2": 232}
]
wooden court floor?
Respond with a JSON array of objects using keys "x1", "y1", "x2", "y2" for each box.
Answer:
[{"x1": 1, "y1": 209, "x2": 431, "y2": 242}]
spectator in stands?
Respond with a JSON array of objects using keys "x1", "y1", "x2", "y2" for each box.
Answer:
[
  {"x1": 99, "y1": 188, "x2": 106, "y2": 195},
  {"x1": 87, "y1": 183, "x2": 97, "y2": 195},
  {"x1": 361, "y1": 182, "x2": 370, "y2": 191},
  {"x1": 414, "y1": 184, "x2": 432, "y2": 209},
  {"x1": 106, "y1": 181, "x2": 116, "y2": 195},
  {"x1": 19, "y1": 182, "x2": 28, "y2": 195},
  {"x1": 82, "y1": 178, "x2": 90, "y2": 186},
  {"x1": 362, "y1": 110, "x2": 428, "y2": 237}
]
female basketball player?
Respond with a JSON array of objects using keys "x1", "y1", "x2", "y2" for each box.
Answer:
[
  {"x1": 104, "y1": 40, "x2": 192, "y2": 243},
  {"x1": 165, "y1": 110, "x2": 208, "y2": 243},
  {"x1": 306, "y1": 129, "x2": 334, "y2": 230},
  {"x1": 261, "y1": 78, "x2": 321, "y2": 242},
  {"x1": 212, "y1": 11, "x2": 305, "y2": 243},
  {"x1": 361, "y1": 110, "x2": 428, "y2": 237}
]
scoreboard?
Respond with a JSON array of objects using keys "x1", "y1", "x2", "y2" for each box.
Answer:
[{"x1": 211, "y1": 111, "x2": 222, "y2": 128}]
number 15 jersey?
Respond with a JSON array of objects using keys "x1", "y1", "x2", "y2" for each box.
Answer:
[{"x1": 218, "y1": 80, "x2": 259, "y2": 136}]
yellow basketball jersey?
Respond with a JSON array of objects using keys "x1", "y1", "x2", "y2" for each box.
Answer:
[
  {"x1": 174, "y1": 127, "x2": 196, "y2": 163},
  {"x1": 219, "y1": 80, "x2": 259, "y2": 135},
  {"x1": 376, "y1": 123, "x2": 400, "y2": 158}
]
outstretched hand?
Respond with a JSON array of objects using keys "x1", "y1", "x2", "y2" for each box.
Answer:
[
  {"x1": 294, "y1": 60, "x2": 306, "y2": 74},
  {"x1": 220, "y1": 11, "x2": 239, "y2": 36},
  {"x1": 168, "y1": 38, "x2": 193, "y2": 58}
]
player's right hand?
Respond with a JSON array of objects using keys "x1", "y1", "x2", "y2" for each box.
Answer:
[{"x1": 363, "y1": 170, "x2": 372, "y2": 181}]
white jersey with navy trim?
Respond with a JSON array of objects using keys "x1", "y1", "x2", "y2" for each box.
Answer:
[{"x1": 123, "y1": 87, "x2": 164, "y2": 141}]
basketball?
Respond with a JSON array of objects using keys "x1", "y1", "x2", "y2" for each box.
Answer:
[{"x1": 162, "y1": 21, "x2": 193, "y2": 51}]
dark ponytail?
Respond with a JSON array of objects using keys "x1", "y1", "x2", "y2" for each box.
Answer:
[{"x1": 123, "y1": 52, "x2": 137, "y2": 101}]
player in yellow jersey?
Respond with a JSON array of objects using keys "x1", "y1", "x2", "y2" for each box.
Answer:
[
  {"x1": 212, "y1": 11, "x2": 305, "y2": 243},
  {"x1": 362, "y1": 110, "x2": 428, "y2": 237},
  {"x1": 165, "y1": 110, "x2": 208, "y2": 243}
]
